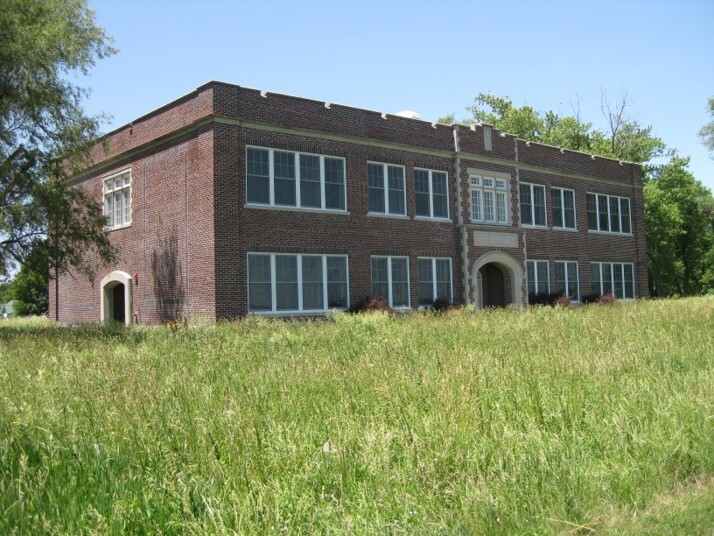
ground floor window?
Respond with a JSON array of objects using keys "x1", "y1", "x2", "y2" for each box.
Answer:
[
  {"x1": 527, "y1": 260, "x2": 550, "y2": 298},
  {"x1": 418, "y1": 257, "x2": 452, "y2": 306},
  {"x1": 555, "y1": 261, "x2": 580, "y2": 301},
  {"x1": 591, "y1": 262, "x2": 635, "y2": 299},
  {"x1": 371, "y1": 256, "x2": 410, "y2": 308},
  {"x1": 248, "y1": 253, "x2": 348, "y2": 313}
]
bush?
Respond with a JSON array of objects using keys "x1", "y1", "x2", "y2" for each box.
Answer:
[
  {"x1": 348, "y1": 295, "x2": 394, "y2": 314},
  {"x1": 528, "y1": 292, "x2": 562, "y2": 306},
  {"x1": 432, "y1": 298, "x2": 459, "y2": 313},
  {"x1": 597, "y1": 293, "x2": 618, "y2": 305}
]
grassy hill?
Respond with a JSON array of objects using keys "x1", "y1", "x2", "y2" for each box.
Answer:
[{"x1": 1, "y1": 298, "x2": 712, "y2": 534}]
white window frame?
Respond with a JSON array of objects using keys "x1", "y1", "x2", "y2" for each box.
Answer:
[
  {"x1": 520, "y1": 182, "x2": 547, "y2": 228},
  {"x1": 552, "y1": 187, "x2": 577, "y2": 230},
  {"x1": 586, "y1": 193, "x2": 632, "y2": 234},
  {"x1": 414, "y1": 168, "x2": 450, "y2": 220},
  {"x1": 469, "y1": 174, "x2": 509, "y2": 225},
  {"x1": 247, "y1": 253, "x2": 350, "y2": 314},
  {"x1": 555, "y1": 261, "x2": 580, "y2": 302},
  {"x1": 417, "y1": 257, "x2": 453, "y2": 306},
  {"x1": 246, "y1": 147, "x2": 347, "y2": 212},
  {"x1": 591, "y1": 262, "x2": 635, "y2": 300},
  {"x1": 526, "y1": 260, "x2": 550, "y2": 297},
  {"x1": 371, "y1": 256, "x2": 411, "y2": 309},
  {"x1": 103, "y1": 169, "x2": 132, "y2": 230},
  {"x1": 367, "y1": 162, "x2": 407, "y2": 216}
]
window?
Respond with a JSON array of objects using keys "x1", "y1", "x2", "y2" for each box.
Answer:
[
  {"x1": 418, "y1": 258, "x2": 452, "y2": 305},
  {"x1": 246, "y1": 147, "x2": 346, "y2": 211},
  {"x1": 555, "y1": 261, "x2": 579, "y2": 301},
  {"x1": 552, "y1": 187, "x2": 576, "y2": 229},
  {"x1": 248, "y1": 253, "x2": 349, "y2": 313},
  {"x1": 371, "y1": 256, "x2": 410, "y2": 308},
  {"x1": 527, "y1": 260, "x2": 550, "y2": 297},
  {"x1": 586, "y1": 193, "x2": 632, "y2": 234},
  {"x1": 368, "y1": 163, "x2": 406, "y2": 215},
  {"x1": 470, "y1": 175, "x2": 509, "y2": 224},
  {"x1": 520, "y1": 183, "x2": 546, "y2": 227},
  {"x1": 591, "y1": 262, "x2": 635, "y2": 299},
  {"x1": 415, "y1": 169, "x2": 449, "y2": 219},
  {"x1": 104, "y1": 170, "x2": 131, "y2": 229}
]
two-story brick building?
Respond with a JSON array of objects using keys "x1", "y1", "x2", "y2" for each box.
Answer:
[{"x1": 51, "y1": 81, "x2": 648, "y2": 324}]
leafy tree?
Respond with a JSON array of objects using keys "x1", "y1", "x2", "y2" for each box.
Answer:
[
  {"x1": 699, "y1": 97, "x2": 714, "y2": 156},
  {"x1": 0, "y1": 0, "x2": 118, "y2": 304},
  {"x1": 8, "y1": 245, "x2": 49, "y2": 315}
]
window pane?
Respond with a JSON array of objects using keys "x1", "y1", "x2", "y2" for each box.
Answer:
[
  {"x1": 484, "y1": 191, "x2": 494, "y2": 221},
  {"x1": 327, "y1": 257, "x2": 348, "y2": 308},
  {"x1": 391, "y1": 258, "x2": 409, "y2": 307},
  {"x1": 247, "y1": 148, "x2": 270, "y2": 204},
  {"x1": 368, "y1": 164, "x2": 385, "y2": 213},
  {"x1": 624, "y1": 264, "x2": 634, "y2": 299},
  {"x1": 114, "y1": 191, "x2": 122, "y2": 225},
  {"x1": 418, "y1": 259, "x2": 433, "y2": 305},
  {"x1": 613, "y1": 263, "x2": 624, "y2": 299},
  {"x1": 274, "y1": 151, "x2": 296, "y2": 206},
  {"x1": 533, "y1": 185, "x2": 546, "y2": 226},
  {"x1": 602, "y1": 263, "x2": 613, "y2": 295},
  {"x1": 555, "y1": 262, "x2": 566, "y2": 295},
  {"x1": 587, "y1": 193, "x2": 598, "y2": 230},
  {"x1": 299, "y1": 154, "x2": 321, "y2": 208},
  {"x1": 302, "y1": 256, "x2": 323, "y2": 310},
  {"x1": 591, "y1": 263, "x2": 601, "y2": 294},
  {"x1": 496, "y1": 192, "x2": 506, "y2": 223},
  {"x1": 248, "y1": 255, "x2": 272, "y2": 311},
  {"x1": 471, "y1": 190, "x2": 481, "y2": 221},
  {"x1": 527, "y1": 261, "x2": 536, "y2": 296},
  {"x1": 520, "y1": 184, "x2": 532, "y2": 225},
  {"x1": 563, "y1": 190, "x2": 575, "y2": 229},
  {"x1": 371, "y1": 257, "x2": 389, "y2": 299},
  {"x1": 324, "y1": 158, "x2": 345, "y2": 210},
  {"x1": 609, "y1": 197, "x2": 621, "y2": 233},
  {"x1": 415, "y1": 170, "x2": 430, "y2": 216},
  {"x1": 435, "y1": 259, "x2": 451, "y2": 301},
  {"x1": 123, "y1": 189, "x2": 131, "y2": 225},
  {"x1": 105, "y1": 194, "x2": 113, "y2": 227},
  {"x1": 620, "y1": 198, "x2": 631, "y2": 233},
  {"x1": 552, "y1": 189, "x2": 563, "y2": 227},
  {"x1": 567, "y1": 262, "x2": 579, "y2": 301},
  {"x1": 275, "y1": 255, "x2": 298, "y2": 310},
  {"x1": 387, "y1": 166, "x2": 405, "y2": 215},
  {"x1": 432, "y1": 172, "x2": 448, "y2": 218},
  {"x1": 598, "y1": 195, "x2": 609, "y2": 231},
  {"x1": 537, "y1": 261, "x2": 549, "y2": 294}
]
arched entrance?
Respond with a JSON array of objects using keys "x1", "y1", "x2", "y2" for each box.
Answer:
[
  {"x1": 100, "y1": 271, "x2": 133, "y2": 325},
  {"x1": 472, "y1": 251, "x2": 523, "y2": 309}
]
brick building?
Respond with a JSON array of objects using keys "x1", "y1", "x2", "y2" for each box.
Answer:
[{"x1": 52, "y1": 81, "x2": 648, "y2": 324}]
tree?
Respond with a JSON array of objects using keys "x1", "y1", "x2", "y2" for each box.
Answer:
[
  {"x1": 699, "y1": 97, "x2": 714, "y2": 156},
  {"x1": 7, "y1": 245, "x2": 49, "y2": 315},
  {"x1": 0, "y1": 0, "x2": 118, "y2": 299}
]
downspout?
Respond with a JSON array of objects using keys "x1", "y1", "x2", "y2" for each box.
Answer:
[
  {"x1": 515, "y1": 138, "x2": 527, "y2": 306},
  {"x1": 453, "y1": 126, "x2": 469, "y2": 305}
]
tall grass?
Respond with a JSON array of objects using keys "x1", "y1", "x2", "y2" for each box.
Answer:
[{"x1": 1, "y1": 298, "x2": 712, "y2": 533}]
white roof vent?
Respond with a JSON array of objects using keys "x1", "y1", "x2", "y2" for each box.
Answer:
[{"x1": 395, "y1": 110, "x2": 422, "y2": 120}]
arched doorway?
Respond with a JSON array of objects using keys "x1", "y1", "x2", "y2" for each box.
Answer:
[
  {"x1": 100, "y1": 271, "x2": 133, "y2": 325},
  {"x1": 472, "y1": 251, "x2": 523, "y2": 309}
]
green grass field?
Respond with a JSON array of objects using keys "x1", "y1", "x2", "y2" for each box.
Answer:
[{"x1": 1, "y1": 298, "x2": 713, "y2": 534}]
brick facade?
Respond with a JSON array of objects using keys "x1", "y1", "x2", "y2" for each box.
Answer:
[{"x1": 51, "y1": 81, "x2": 648, "y2": 324}]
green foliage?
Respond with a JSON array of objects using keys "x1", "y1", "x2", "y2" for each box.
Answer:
[
  {"x1": 645, "y1": 157, "x2": 714, "y2": 296},
  {"x1": 5, "y1": 245, "x2": 49, "y2": 315},
  {"x1": 699, "y1": 97, "x2": 714, "y2": 156},
  {"x1": 0, "y1": 0, "x2": 117, "y2": 279},
  {"x1": 1, "y1": 299, "x2": 713, "y2": 533}
]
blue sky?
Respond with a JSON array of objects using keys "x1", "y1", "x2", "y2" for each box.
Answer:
[{"x1": 84, "y1": 0, "x2": 714, "y2": 190}]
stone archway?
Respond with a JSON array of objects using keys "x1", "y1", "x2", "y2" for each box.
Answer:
[
  {"x1": 100, "y1": 270, "x2": 133, "y2": 325},
  {"x1": 472, "y1": 251, "x2": 523, "y2": 309}
]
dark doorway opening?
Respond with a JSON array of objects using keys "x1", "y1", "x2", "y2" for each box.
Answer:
[
  {"x1": 480, "y1": 263, "x2": 506, "y2": 308},
  {"x1": 112, "y1": 283, "x2": 125, "y2": 323}
]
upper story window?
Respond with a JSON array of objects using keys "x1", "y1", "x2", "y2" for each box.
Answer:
[
  {"x1": 418, "y1": 257, "x2": 452, "y2": 306},
  {"x1": 415, "y1": 169, "x2": 449, "y2": 219},
  {"x1": 591, "y1": 262, "x2": 635, "y2": 299},
  {"x1": 246, "y1": 147, "x2": 346, "y2": 211},
  {"x1": 520, "y1": 183, "x2": 546, "y2": 227},
  {"x1": 104, "y1": 170, "x2": 131, "y2": 229},
  {"x1": 248, "y1": 253, "x2": 349, "y2": 313},
  {"x1": 371, "y1": 256, "x2": 410, "y2": 308},
  {"x1": 586, "y1": 193, "x2": 631, "y2": 234},
  {"x1": 552, "y1": 187, "x2": 576, "y2": 230},
  {"x1": 368, "y1": 163, "x2": 406, "y2": 216},
  {"x1": 470, "y1": 175, "x2": 509, "y2": 224}
]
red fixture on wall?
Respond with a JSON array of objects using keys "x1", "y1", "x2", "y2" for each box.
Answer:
[{"x1": 133, "y1": 272, "x2": 139, "y2": 286}]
